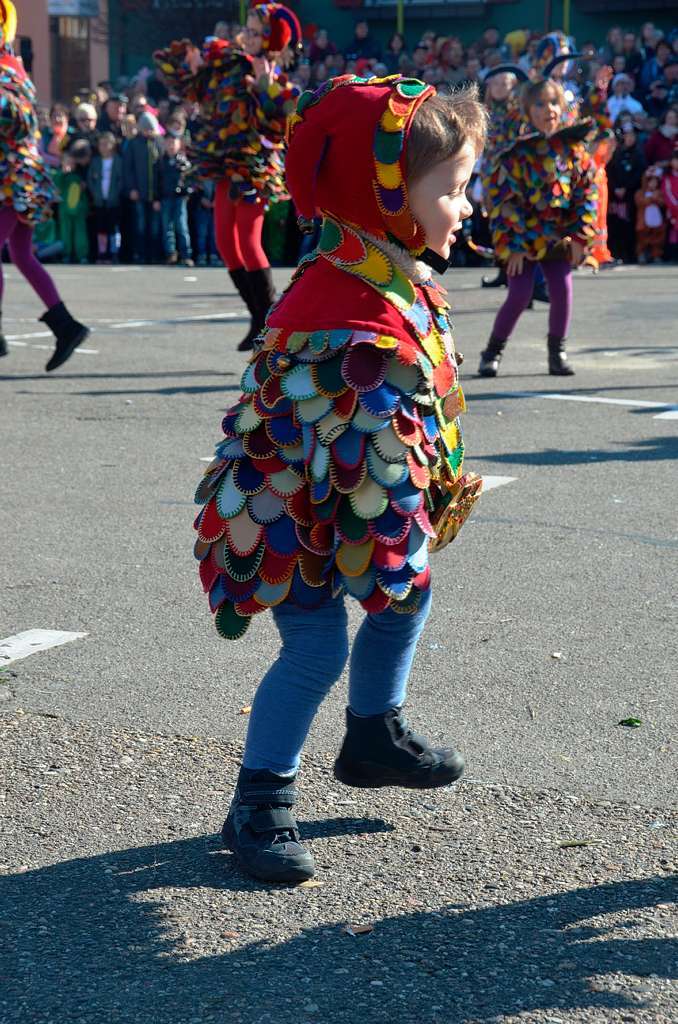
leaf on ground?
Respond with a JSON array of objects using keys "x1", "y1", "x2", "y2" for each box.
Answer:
[
  {"x1": 558, "y1": 839, "x2": 601, "y2": 848},
  {"x1": 551, "y1": 652, "x2": 563, "y2": 660},
  {"x1": 239, "y1": 705, "x2": 252, "y2": 715},
  {"x1": 343, "y1": 923, "x2": 374, "y2": 937},
  {"x1": 220, "y1": 930, "x2": 240, "y2": 939},
  {"x1": 618, "y1": 717, "x2": 642, "y2": 728},
  {"x1": 297, "y1": 879, "x2": 324, "y2": 889}
]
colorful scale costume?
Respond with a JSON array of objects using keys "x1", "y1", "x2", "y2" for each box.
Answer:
[
  {"x1": 487, "y1": 121, "x2": 598, "y2": 262},
  {"x1": 154, "y1": 15, "x2": 300, "y2": 206},
  {"x1": 0, "y1": 21, "x2": 55, "y2": 226},
  {"x1": 193, "y1": 75, "x2": 482, "y2": 639}
]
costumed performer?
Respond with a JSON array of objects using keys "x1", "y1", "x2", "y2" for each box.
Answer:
[
  {"x1": 0, "y1": 0, "x2": 89, "y2": 371},
  {"x1": 154, "y1": 4, "x2": 301, "y2": 352},
  {"x1": 192, "y1": 76, "x2": 487, "y2": 882},
  {"x1": 479, "y1": 72, "x2": 599, "y2": 378}
]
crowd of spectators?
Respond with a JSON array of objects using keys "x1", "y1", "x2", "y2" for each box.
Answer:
[{"x1": 32, "y1": 16, "x2": 678, "y2": 267}]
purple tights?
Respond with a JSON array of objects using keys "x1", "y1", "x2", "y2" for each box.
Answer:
[
  {"x1": 0, "y1": 207, "x2": 60, "y2": 309},
  {"x1": 491, "y1": 259, "x2": 572, "y2": 341}
]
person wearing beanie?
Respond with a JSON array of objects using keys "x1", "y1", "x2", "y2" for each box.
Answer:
[
  {"x1": 122, "y1": 106, "x2": 162, "y2": 262},
  {"x1": 0, "y1": 0, "x2": 89, "y2": 370},
  {"x1": 155, "y1": 4, "x2": 301, "y2": 350},
  {"x1": 192, "y1": 74, "x2": 487, "y2": 882}
]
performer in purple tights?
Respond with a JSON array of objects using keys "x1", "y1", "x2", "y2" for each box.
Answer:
[{"x1": 0, "y1": 1, "x2": 89, "y2": 371}]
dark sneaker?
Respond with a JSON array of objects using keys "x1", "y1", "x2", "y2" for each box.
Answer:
[
  {"x1": 334, "y1": 707, "x2": 464, "y2": 790},
  {"x1": 222, "y1": 769, "x2": 315, "y2": 884}
]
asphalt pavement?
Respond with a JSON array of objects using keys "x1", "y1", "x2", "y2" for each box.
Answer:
[{"x1": 1, "y1": 262, "x2": 676, "y2": 1023}]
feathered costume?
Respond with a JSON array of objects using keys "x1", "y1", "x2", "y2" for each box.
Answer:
[
  {"x1": 154, "y1": 6, "x2": 300, "y2": 207},
  {"x1": 193, "y1": 75, "x2": 482, "y2": 640},
  {"x1": 0, "y1": 5, "x2": 55, "y2": 227},
  {"x1": 0, "y1": 0, "x2": 89, "y2": 372},
  {"x1": 155, "y1": 4, "x2": 302, "y2": 350}
]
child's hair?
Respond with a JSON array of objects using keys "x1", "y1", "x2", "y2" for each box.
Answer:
[
  {"x1": 521, "y1": 78, "x2": 566, "y2": 117},
  {"x1": 406, "y1": 85, "x2": 488, "y2": 184}
]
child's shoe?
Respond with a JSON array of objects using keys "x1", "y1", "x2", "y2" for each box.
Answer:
[
  {"x1": 166, "y1": 252, "x2": 178, "y2": 265},
  {"x1": 478, "y1": 334, "x2": 507, "y2": 377},
  {"x1": 0, "y1": 311, "x2": 8, "y2": 357},
  {"x1": 196, "y1": 255, "x2": 207, "y2": 267},
  {"x1": 40, "y1": 302, "x2": 90, "y2": 372},
  {"x1": 334, "y1": 707, "x2": 464, "y2": 789},
  {"x1": 547, "y1": 334, "x2": 575, "y2": 376},
  {"x1": 222, "y1": 768, "x2": 315, "y2": 884}
]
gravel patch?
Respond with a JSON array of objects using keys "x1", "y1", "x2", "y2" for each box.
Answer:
[{"x1": 1, "y1": 711, "x2": 676, "y2": 1024}]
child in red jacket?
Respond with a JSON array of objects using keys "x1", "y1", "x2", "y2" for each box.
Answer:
[{"x1": 193, "y1": 76, "x2": 487, "y2": 883}]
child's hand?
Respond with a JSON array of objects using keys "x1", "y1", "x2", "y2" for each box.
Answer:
[
  {"x1": 506, "y1": 253, "x2": 525, "y2": 277},
  {"x1": 152, "y1": 200, "x2": 161, "y2": 212},
  {"x1": 186, "y1": 45, "x2": 203, "y2": 75},
  {"x1": 129, "y1": 189, "x2": 140, "y2": 201}
]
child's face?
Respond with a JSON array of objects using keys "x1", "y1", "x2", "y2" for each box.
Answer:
[
  {"x1": 486, "y1": 72, "x2": 515, "y2": 102},
  {"x1": 164, "y1": 136, "x2": 181, "y2": 156},
  {"x1": 409, "y1": 142, "x2": 476, "y2": 260},
  {"x1": 647, "y1": 176, "x2": 660, "y2": 190},
  {"x1": 98, "y1": 138, "x2": 114, "y2": 157},
  {"x1": 529, "y1": 86, "x2": 563, "y2": 135}
]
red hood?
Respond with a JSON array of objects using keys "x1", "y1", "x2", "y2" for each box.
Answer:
[{"x1": 285, "y1": 75, "x2": 435, "y2": 251}]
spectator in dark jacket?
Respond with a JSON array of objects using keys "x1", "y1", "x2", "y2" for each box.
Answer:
[
  {"x1": 158, "y1": 133, "x2": 194, "y2": 266},
  {"x1": 97, "y1": 93, "x2": 128, "y2": 143},
  {"x1": 87, "y1": 132, "x2": 124, "y2": 262},
  {"x1": 344, "y1": 20, "x2": 381, "y2": 64},
  {"x1": 645, "y1": 108, "x2": 678, "y2": 167},
  {"x1": 122, "y1": 110, "x2": 162, "y2": 263},
  {"x1": 607, "y1": 125, "x2": 646, "y2": 262}
]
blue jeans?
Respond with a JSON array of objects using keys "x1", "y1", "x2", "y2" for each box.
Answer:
[
  {"x1": 133, "y1": 201, "x2": 161, "y2": 263},
  {"x1": 161, "y1": 196, "x2": 191, "y2": 259},
  {"x1": 242, "y1": 589, "x2": 433, "y2": 774},
  {"x1": 194, "y1": 203, "x2": 216, "y2": 259}
]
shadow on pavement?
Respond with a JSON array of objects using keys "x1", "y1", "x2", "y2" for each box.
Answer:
[
  {"x1": 478, "y1": 436, "x2": 678, "y2": 466},
  {"x1": 2, "y1": 835, "x2": 674, "y2": 1022},
  {"x1": 466, "y1": 384, "x2": 678, "y2": 400},
  {"x1": 0, "y1": 371, "x2": 234, "y2": 383}
]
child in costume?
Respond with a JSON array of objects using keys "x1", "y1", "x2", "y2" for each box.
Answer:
[
  {"x1": 479, "y1": 75, "x2": 599, "y2": 378},
  {"x1": 0, "y1": 0, "x2": 89, "y2": 370},
  {"x1": 662, "y1": 147, "x2": 678, "y2": 262},
  {"x1": 635, "y1": 167, "x2": 666, "y2": 263},
  {"x1": 193, "y1": 76, "x2": 487, "y2": 883},
  {"x1": 54, "y1": 149, "x2": 90, "y2": 264},
  {"x1": 154, "y1": 5, "x2": 301, "y2": 351}
]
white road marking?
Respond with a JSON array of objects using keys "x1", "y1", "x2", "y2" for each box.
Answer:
[
  {"x1": 0, "y1": 629, "x2": 88, "y2": 665},
  {"x1": 538, "y1": 393, "x2": 676, "y2": 410},
  {"x1": 109, "y1": 309, "x2": 247, "y2": 329},
  {"x1": 482, "y1": 475, "x2": 517, "y2": 492},
  {"x1": 7, "y1": 338, "x2": 99, "y2": 354},
  {"x1": 492, "y1": 390, "x2": 678, "y2": 421}
]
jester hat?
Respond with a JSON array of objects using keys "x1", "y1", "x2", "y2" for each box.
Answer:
[
  {"x1": 286, "y1": 75, "x2": 436, "y2": 251},
  {"x1": 251, "y1": 4, "x2": 302, "y2": 54},
  {"x1": 0, "y1": 0, "x2": 24, "y2": 80}
]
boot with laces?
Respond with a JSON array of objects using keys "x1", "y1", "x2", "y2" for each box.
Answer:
[
  {"x1": 334, "y1": 707, "x2": 464, "y2": 790},
  {"x1": 222, "y1": 768, "x2": 315, "y2": 883}
]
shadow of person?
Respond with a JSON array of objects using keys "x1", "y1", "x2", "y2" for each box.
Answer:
[
  {"x1": 478, "y1": 435, "x2": 678, "y2": 467},
  {"x1": 2, "y1": 835, "x2": 674, "y2": 1023}
]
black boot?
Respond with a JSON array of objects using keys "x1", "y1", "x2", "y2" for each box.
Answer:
[
  {"x1": 478, "y1": 334, "x2": 507, "y2": 378},
  {"x1": 0, "y1": 311, "x2": 7, "y2": 357},
  {"x1": 222, "y1": 768, "x2": 315, "y2": 883},
  {"x1": 40, "y1": 302, "x2": 89, "y2": 372},
  {"x1": 228, "y1": 268, "x2": 259, "y2": 352},
  {"x1": 547, "y1": 334, "x2": 575, "y2": 376},
  {"x1": 241, "y1": 267, "x2": 276, "y2": 351},
  {"x1": 334, "y1": 707, "x2": 464, "y2": 790},
  {"x1": 481, "y1": 267, "x2": 507, "y2": 289}
]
